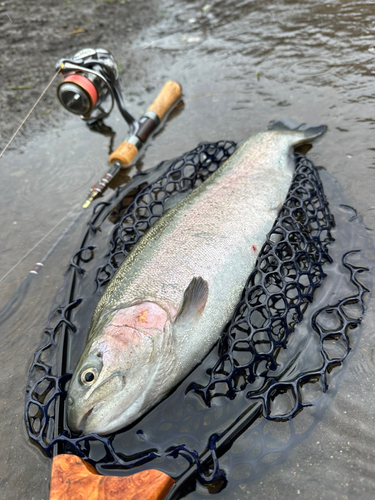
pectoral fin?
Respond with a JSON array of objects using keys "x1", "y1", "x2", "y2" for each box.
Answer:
[{"x1": 175, "y1": 277, "x2": 209, "y2": 326}]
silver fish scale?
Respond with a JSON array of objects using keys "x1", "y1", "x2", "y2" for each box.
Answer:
[
  {"x1": 92, "y1": 131, "x2": 310, "y2": 371},
  {"x1": 64, "y1": 128, "x2": 329, "y2": 437}
]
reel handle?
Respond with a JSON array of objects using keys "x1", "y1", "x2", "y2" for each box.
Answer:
[{"x1": 109, "y1": 81, "x2": 182, "y2": 165}]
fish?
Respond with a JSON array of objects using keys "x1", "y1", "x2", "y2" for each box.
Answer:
[{"x1": 67, "y1": 119, "x2": 326, "y2": 435}]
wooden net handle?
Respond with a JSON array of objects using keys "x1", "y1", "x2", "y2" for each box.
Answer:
[{"x1": 49, "y1": 454, "x2": 174, "y2": 500}]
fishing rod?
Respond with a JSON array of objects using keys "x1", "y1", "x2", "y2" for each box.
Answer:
[
  {"x1": 0, "y1": 46, "x2": 181, "y2": 288},
  {"x1": 56, "y1": 47, "x2": 182, "y2": 207}
]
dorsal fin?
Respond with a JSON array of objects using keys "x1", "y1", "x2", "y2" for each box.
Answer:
[{"x1": 175, "y1": 277, "x2": 209, "y2": 325}]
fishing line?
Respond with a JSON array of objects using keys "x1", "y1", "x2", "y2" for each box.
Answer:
[
  {"x1": 0, "y1": 67, "x2": 77, "y2": 284},
  {"x1": 0, "y1": 203, "x2": 80, "y2": 284},
  {"x1": 0, "y1": 69, "x2": 61, "y2": 159},
  {"x1": 37, "y1": 207, "x2": 85, "y2": 265}
]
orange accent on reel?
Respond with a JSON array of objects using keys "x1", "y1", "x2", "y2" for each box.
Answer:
[
  {"x1": 49, "y1": 454, "x2": 174, "y2": 500},
  {"x1": 63, "y1": 74, "x2": 98, "y2": 107}
]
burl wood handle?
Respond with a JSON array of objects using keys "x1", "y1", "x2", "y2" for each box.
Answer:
[
  {"x1": 109, "y1": 140, "x2": 138, "y2": 165},
  {"x1": 147, "y1": 80, "x2": 182, "y2": 121},
  {"x1": 49, "y1": 454, "x2": 174, "y2": 500}
]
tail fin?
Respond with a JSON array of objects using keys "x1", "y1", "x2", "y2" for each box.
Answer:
[{"x1": 267, "y1": 118, "x2": 327, "y2": 142}]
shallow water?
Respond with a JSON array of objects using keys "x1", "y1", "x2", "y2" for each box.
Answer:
[{"x1": 1, "y1": 0, "x2": 375, "y2": 499}]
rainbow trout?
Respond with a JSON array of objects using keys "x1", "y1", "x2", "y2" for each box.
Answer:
[{"x1": 67, "y1": 120, "x2": 326, "y2": 435}]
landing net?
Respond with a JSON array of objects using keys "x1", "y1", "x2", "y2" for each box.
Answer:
[{"x1": 25, "y1": 142, "x2": 369, "y2": 493}]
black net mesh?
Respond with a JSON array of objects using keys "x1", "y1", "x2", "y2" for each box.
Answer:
[
  {"x1": 94, "y1": 141, "x2": 235, "y2": 288},
  {"x1": 25, "y1": 142, "x2": 369, "y2": 494},
  {"x1": 190, "y1": 155, "x2": 335, "y2": 411}
]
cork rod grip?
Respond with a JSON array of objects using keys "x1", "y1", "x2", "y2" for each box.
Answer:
[
  {"x1": 109, "y1": 81, "x2": 182, "y2": 166},
  {"x1": 147, "y1": 81, "x2": 182, "y2": 121},
  {"x1": 109, "y1": 141, "x2": 138, "y2": 165}
]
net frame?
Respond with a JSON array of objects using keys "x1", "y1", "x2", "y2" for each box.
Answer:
[{"x1": 24, "y1": 142, "x2": 369, "y2": 490}]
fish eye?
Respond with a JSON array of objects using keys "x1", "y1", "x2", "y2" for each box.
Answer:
[{"x1": 80, "y1": 367, "x2": 99, "y2": 386}]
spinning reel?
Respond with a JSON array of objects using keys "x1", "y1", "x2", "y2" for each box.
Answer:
[
  {"x1": 56, "y1": 48, "x2": 138, "y2": 132},
  {"x1": 56, "y1": 47, "x2": 182, "y2": 206}
]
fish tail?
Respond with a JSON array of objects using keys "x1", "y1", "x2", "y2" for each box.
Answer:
[{"x1": 267, "y1": 118, "x2": 327, "y2": 142}]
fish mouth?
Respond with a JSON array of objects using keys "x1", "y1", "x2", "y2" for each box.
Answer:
[
  {"x1": 68, "y1": 373, "x2": 125, "y2": 433},
  {"x1": 76, "y1": 402, "x2": 104, "y2": 433},
  {"x1": 82, "y1": 407, "x2": 94, "y2": 423}
]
